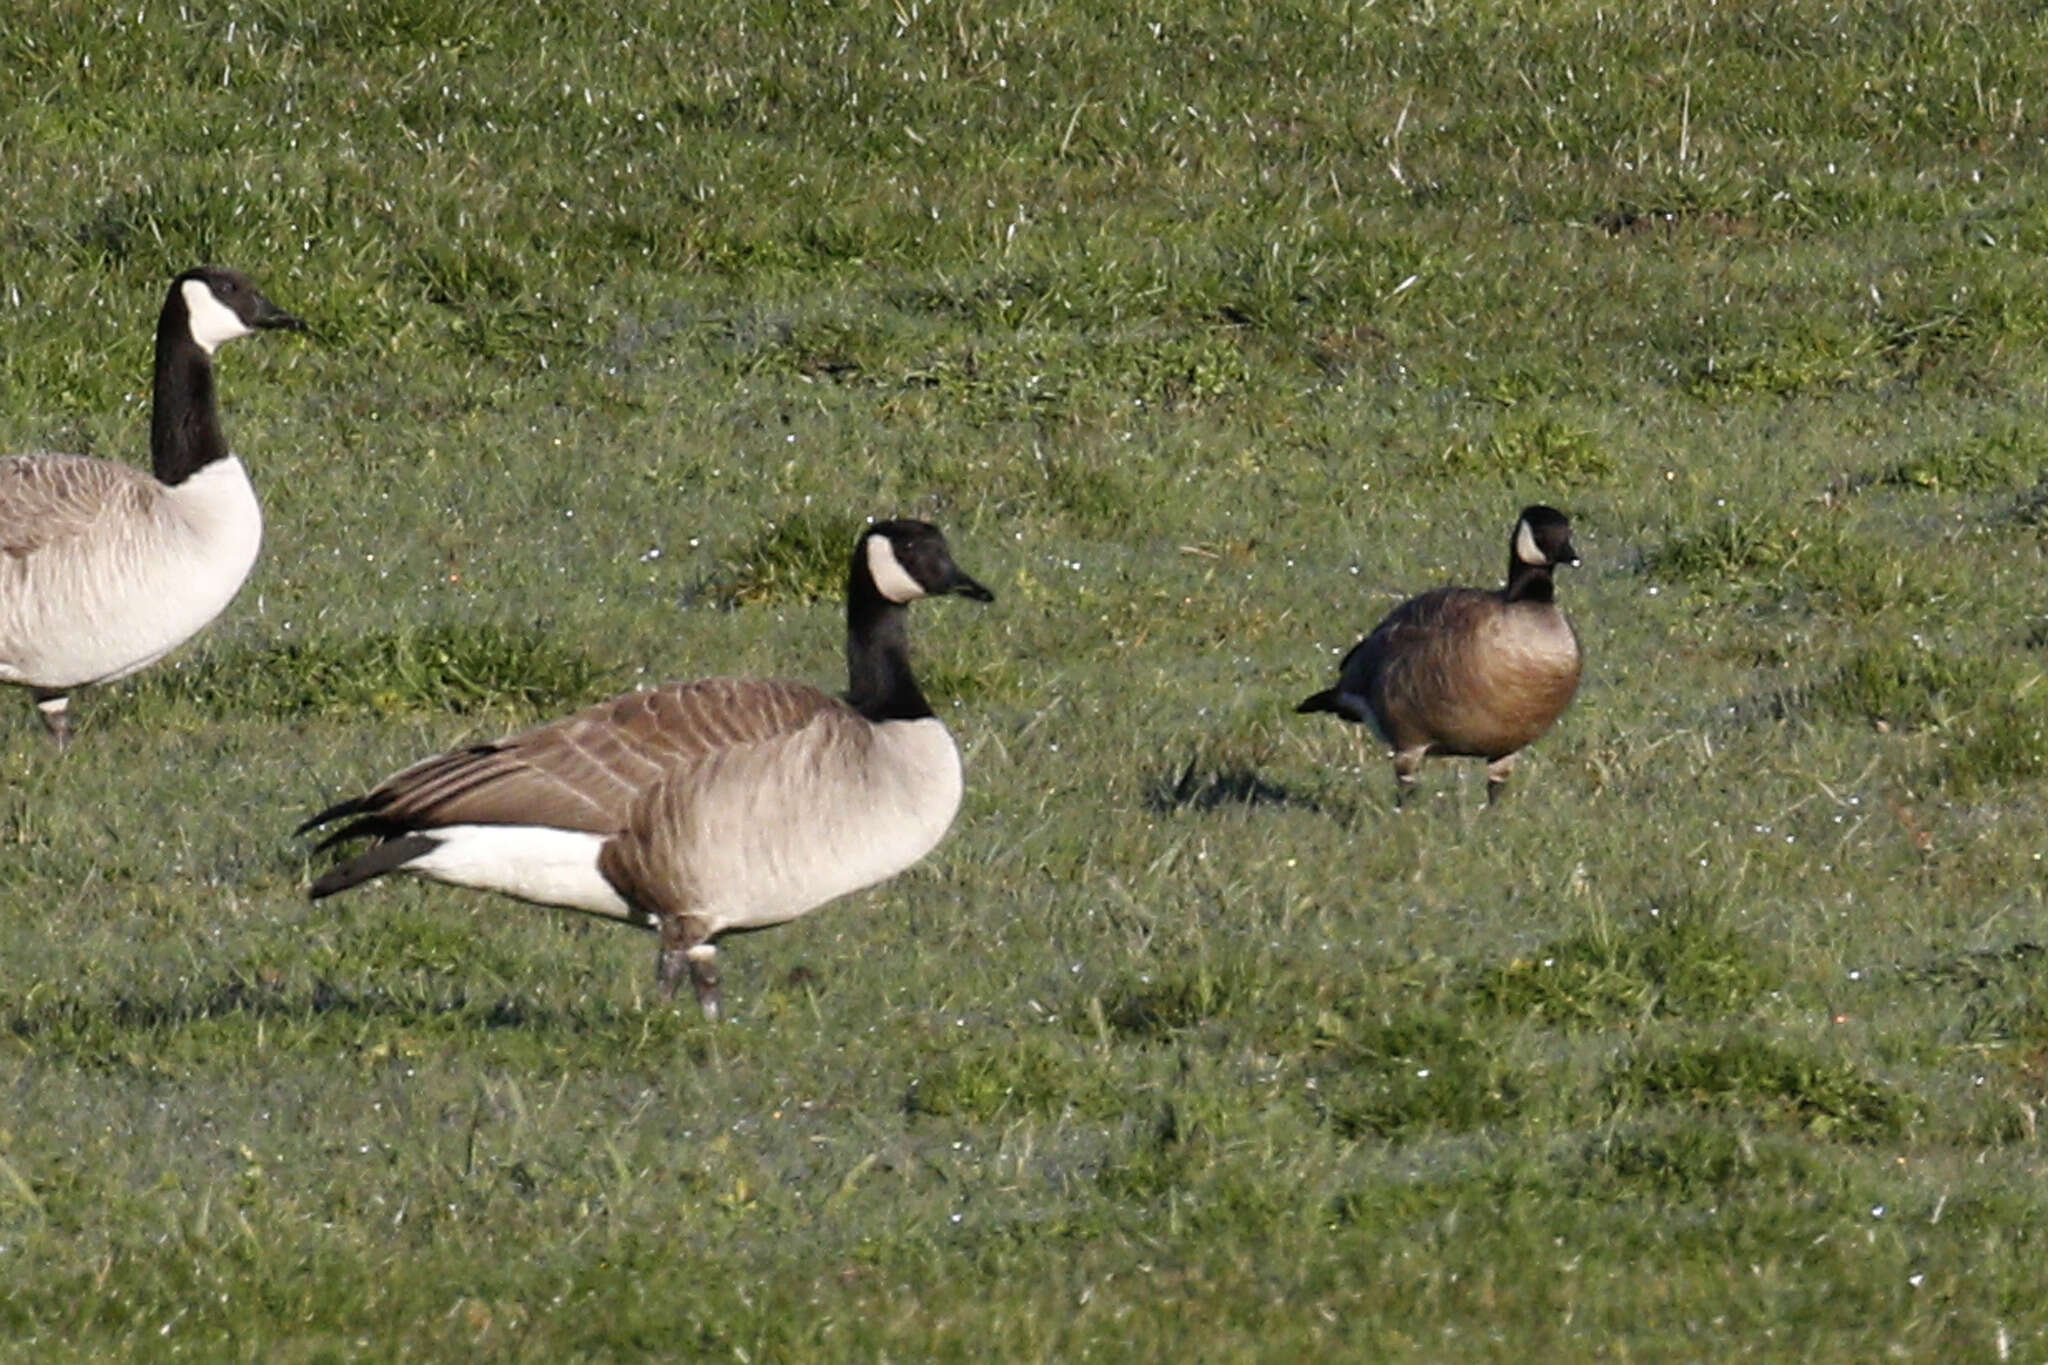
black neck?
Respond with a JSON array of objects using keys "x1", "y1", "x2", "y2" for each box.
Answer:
[
  {"x1": 1503, "y1": 555, "x2": 1556, "y2": 604},
  {"x1": 149, "y1": 302, "x2": 226, "y2": 486},
  {"x1": 845, "y1": 576, "x2": 933, "y2": 721}
]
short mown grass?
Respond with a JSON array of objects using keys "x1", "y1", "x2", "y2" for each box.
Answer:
[
  {"x1": 8, "y1": 0, "x2": 2048, "y2": 1359},
  {"x1": 125, "y1": 621, "x2": 613, "y2": 722}
]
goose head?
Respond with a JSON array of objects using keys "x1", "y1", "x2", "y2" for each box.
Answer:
[
  {"x1": 856, "y1": 519, "x2": 996, "y2": 606},
  {"x1": 1511, "y1": 505, "x2": 1580, "y2": 571},
  {"x1": 173, "y1": 266, "x2": 306, "y2": 356}
]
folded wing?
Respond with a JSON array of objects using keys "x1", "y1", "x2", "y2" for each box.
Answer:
[
  {"x1": 0, "y1": 454, "x2": 160, "y2": 561},
  {"x1": 301, "y1": 677, "x2": 845, "y2": 844}
]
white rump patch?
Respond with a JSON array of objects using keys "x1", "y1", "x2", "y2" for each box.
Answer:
[
  {"x1": 182, "y1": 278, "x2": 255, "y2": 354},
  {"x1": 405, "y1": 825, "x2": 637, "y2": 921},
  {"x1": 865, "y1": 533, "x2": 926, "y2": 603},
  {"x1": 1513, "y1": 518, "x2": 1545, "y2": 566}
]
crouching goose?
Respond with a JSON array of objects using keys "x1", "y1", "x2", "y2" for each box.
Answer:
[
  {"x1": 298, "y1": 519, "x2": 995, "y2": 1020},
  {"x1": 0, "y1": 266, "x2": 304, "y2": 746},
  {"x1": 1297, "y1": 505, "x2": 1582, "y2": 807}
]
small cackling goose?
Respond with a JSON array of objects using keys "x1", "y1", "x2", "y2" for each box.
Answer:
[
  {"x1": 0, "y1": 266, "x2": 304, "y2": 747},
  {"x1": 1297, "y1": 505, "x2": 1582, "y2": 807},
  {"x1": 298, "y1": 519, "x2": 995, "y2": 1020}
]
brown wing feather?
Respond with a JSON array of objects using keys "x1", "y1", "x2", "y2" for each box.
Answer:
[
  {"x1": 1341, "y1": 588, "x2": 1491, "y2": 746},
  {"x1": 319, "y1": 678, "x2": 845, "y2": 836},
  {"x1": 0, "y1": 454, "x2": 160, "y2": 559}
]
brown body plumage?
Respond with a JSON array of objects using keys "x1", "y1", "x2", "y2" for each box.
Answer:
[{"x1": 1298, "y1": 506, "x2": 1582, "y2": 806}]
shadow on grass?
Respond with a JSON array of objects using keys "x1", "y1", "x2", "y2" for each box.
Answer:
[
  {"x1": 1900, "y1": 940, "x2": 2048, "y2": 1047},
  {"x1": 1144, "y1": 755, "x2": 1325, "y2": 816},
  {"x1": 2, "y1": 974, "x2": 707, "y2": 1057},
  {"x1": 4, "y1": 977, "x2": 496, "y2": 1036}
]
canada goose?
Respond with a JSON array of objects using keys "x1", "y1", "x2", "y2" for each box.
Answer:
[
  {"x1": 0, "y1": 266, "x2": 304, "y2": 747},
  {"x1": 298, "y1": 519, "x2": 994, "y2": 1020},
  {"x1": 1297, "y1": 505, "x2": 1581, "y2": 807}
]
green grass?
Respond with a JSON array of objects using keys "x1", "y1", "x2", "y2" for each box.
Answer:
[
  {"x1": 721, "y1": 505, "x2": 872, "y2": 606},
  {"x1": 8, "y1": 0, "x2": 2048, "y2": 1358},
  {"x1": 124, "y1": 621, "x2": 614, "y2": 722},
  {"x1": 1880, "y1": 425, "x2": 2048, "y2": 493}
]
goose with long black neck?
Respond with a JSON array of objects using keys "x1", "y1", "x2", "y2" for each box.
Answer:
[
  {"x1": 848, "y1": 531, "x2": 944, "y2": 721},
  {"x1": 1297, "y1": 504, "x2": 1582, "y2": 807},
  {"x1": 298, "y1": 519, "x2": 994, "y2": 1020},
  {"x1": 0, "y1": 266, "x2": 304, "y2": 746}
]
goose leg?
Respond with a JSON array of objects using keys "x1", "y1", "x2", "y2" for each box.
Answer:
[
  {"x1": 1485, "y1": 753, "x2": 1517, "y2": 806},
  {"x1": 655, "y1": 918, "x2": 723, "y2": 1021},
  {"x1": 1392, "y1": 749, "x2": 1426, "y2": 809},
  {"x1": 686, "y1": 945, "x2": 722, "y2": 1022},
  {"x1": 31, "y1": 690, "x2": 71, "y2": 750}
]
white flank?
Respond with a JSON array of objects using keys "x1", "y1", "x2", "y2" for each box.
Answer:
[
  {"x1": 181, "y1": 279, "x2": 255, "y2": 354},
  {"x1": 404, "y1": 824, "x2": 639, "y2": 922},
  {"x1": 1513, "y1": 517, "x2": 1544, "y2": 567},
  {"x1": 0, "y1": 456, "x2": 263, "y2": 688},
  {"x1": 865, "y1": 534, "x2": 926, "y2": 603}
]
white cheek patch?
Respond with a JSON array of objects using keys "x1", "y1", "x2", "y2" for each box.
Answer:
[
  {"x1": 865, "y1": 534, "x2": 926, "y2": 603},
  {"x1": 1513, "y1": 519, "x2": 1545, "y2": 566},
  {"x1": 181, "y1": 279, "x2": 254, "y2": 354}
]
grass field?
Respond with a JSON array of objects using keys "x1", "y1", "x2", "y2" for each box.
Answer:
[{"x1": 7, "y1": 0, "x2": 2048, "y2": 1357}]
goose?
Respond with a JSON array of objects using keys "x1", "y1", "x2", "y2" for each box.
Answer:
[
  {"x1": 1297, "y1": 505, "x2": 1581, "y2": 807},
  {"x1": 0, "y1": 266, "x2": 304, "y2": 747},
  {"x1": 298, "y1": 519, "x2": 995, "y2": 1020}
]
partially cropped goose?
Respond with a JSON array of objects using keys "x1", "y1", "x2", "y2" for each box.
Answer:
[
  {"x1": 1297, "y1": 505, "x2": 1582, "y2": 807},
  {"x1": 0, "y1": 266, "x2": 304, "y2": 746},
  {"x1": 298, "y1": 519, "x2": 994, "y2": 1020}
]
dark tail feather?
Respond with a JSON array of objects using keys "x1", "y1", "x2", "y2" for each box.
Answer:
[
  {"x1": 308, "y1": 832, "x2": 439, "y2": 901},
  {"x1": 1296, "y1": 689, "x2": 1373, "y2": 725},
  {"x1": 308, "y1": 816, "x2": 403, "y2": 855},
  {"x1": 295, "y1": 794, "x2": 374, "y2": 838}
]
